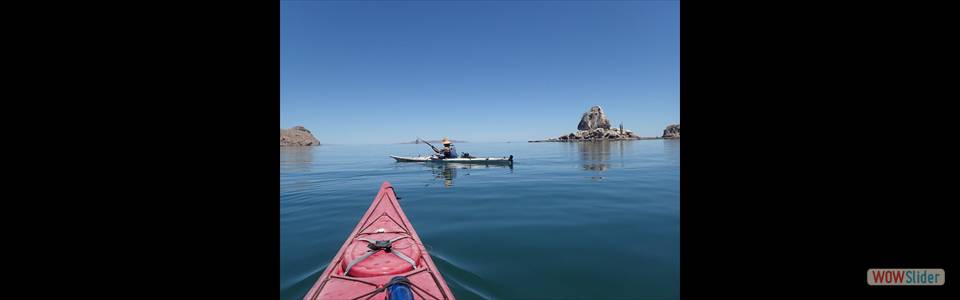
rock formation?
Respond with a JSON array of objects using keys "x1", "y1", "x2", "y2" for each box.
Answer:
[
  {"x1": 577, "y1": 106, "x2": 611, "y2": 130},
  {"x1": 662, "y1": 123, "x2": 680, "y2": 138},
  {"x1": 540, "y1": 105, "x2": 638, "y2": 142},
  {"x1": 527, "y1": 105, "x2": 679, "y2": 142},
  {"x1": 280, "y1": 125, "x2": 320, "y2": 146}
]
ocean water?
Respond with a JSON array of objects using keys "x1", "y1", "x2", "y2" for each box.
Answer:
[{"x1": 280, "y1": 140, "x2": 680, "y2": 300}]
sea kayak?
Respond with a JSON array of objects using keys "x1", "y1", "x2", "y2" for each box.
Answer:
[
  {"x1": 390, "y1": 155, "x2": 513, "y2": 164},
  {"x1": 302, "y1": 181, "x2": 455, "y2": 300}
]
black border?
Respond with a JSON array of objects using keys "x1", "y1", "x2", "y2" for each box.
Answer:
[{"x1": 680, "y1": 1, "x2": 954, "y2": 297}]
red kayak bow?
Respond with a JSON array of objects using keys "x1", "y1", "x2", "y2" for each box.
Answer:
[{"x1": 303, "y1": 181, "x2": 455, "y2": 300}]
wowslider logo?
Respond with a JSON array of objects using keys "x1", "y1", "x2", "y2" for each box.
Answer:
[{"x1": 867, "y1": 269, "x2": 945, "y2": 286}]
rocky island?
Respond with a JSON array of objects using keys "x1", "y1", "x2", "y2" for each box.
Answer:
[
  {"x1": 529, "y1": 105, "x2": 679, "y2": 142},
  {"x1": 280, "y1": 125, "x2": 320, "y2": 146},
  {"x1": 662, "y1": 123, "x2": 680, "y2": 138}
]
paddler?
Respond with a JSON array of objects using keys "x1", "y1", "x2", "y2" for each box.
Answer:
[{"x1": 439, "y1": 137, "x2": 458, "y2": 159}]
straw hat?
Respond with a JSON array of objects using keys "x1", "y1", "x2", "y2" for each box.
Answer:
[{"x1": 442, "y1": 137, "x2": 451, "y2": 145}]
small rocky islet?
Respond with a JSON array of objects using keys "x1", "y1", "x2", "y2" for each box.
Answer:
[
  {"x1": 529, "y1": 105, "x2": 679, "y2": 142},
  {"x1": 280, "y1": 125, "x2": 320, "y2": 146},
  {"x1": 662, "y1": 123, "x2": 680, "y2": 138}
]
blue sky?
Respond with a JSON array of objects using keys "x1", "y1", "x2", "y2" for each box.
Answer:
[{"x1": 281, "y1": 0, "x2": 678, "y2": 144}]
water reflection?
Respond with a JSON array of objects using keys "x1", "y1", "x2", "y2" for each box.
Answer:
[
  {"x1": 577, "y1": 141, "x2": 615, "y2": 171},
  {"x1": 427, "y1": 163, "x2": 513, "y2": 188},
  {"x1": 663, "y1": 139, "x2": 680, "y2": 163},
  {"x1": 280, "y1": 146, "x2": 315, "y2": 173},
  {"x1": 575, "y1": 141, "x2": 632, "y2": 180}
]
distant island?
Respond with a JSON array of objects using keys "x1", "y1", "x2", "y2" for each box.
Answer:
[
  {"x1": 399, "y1": 139, "x2": 468, "y2": 144},
  {"x1": 528, "y1": 105, "x2": 679, "y2": 142},
  {"x1": 662, "y1": 123, "x2": 680, "y2": 138},
  {"x1": 280, "y1": 125, "x2": 320, "y2": 146}
]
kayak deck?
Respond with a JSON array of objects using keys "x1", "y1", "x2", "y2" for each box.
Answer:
[
  {"x1": 302, "y1": 181, "x2": 454, "y2": 300},
  {"x1": 391, "y1": 155, "x2": 514, "y2": 164}
]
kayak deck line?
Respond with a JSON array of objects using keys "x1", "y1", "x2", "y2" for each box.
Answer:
[
  {"x1": 390, "y1": 155, "x2": 514, "y2": 164},
  {"x1": 302, "y1": 181, "x2": 454, "y2": 300}
]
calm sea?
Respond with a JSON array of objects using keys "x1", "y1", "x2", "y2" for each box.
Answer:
[{"x1": 281, "y1": 140, "x2": 680, "y2": 299}]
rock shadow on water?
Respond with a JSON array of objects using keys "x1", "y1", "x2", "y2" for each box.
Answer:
[
  {"x1": 663, "y1": 137, "x2": 680, "y2": 150},
  {"x1": 280, "y1": 146, "x2": 315, "y2": 173}
]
